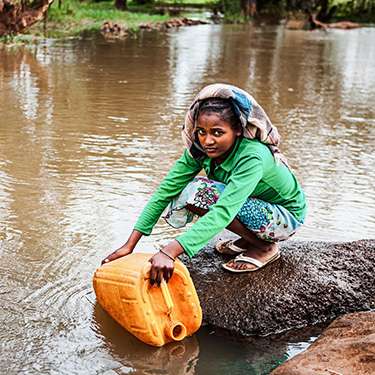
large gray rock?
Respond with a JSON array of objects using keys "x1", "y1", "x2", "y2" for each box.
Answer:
[
  {"x1": 182, "y1": 239, "x2": 375, "y2": 336},
  {"x1": 271, "y1": 311, "x2": 375, "y2": 375}
]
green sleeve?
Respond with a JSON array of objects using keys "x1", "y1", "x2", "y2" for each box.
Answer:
[
  {"x1": 176, "y1": 155, "x2": 263, "y2": 257},
  {"x1": 134, "y1": 150, "x2": 202, "y2": 235}
]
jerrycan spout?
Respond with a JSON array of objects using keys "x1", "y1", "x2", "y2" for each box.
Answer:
[
  {"x1": 166, "y1": 321, "x2": 187, "y2": 341},
  {"x1": 160, "y1": 279, "x2": 188, "y2": 341}
]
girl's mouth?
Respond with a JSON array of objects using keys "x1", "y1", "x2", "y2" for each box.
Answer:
[{"x1": 205, "y1": 148, "x2": 217, "y2": 153}]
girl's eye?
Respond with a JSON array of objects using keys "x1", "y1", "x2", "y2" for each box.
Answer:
[
  {"x1": 213, "y1": 130, "x2": 223, "y2": 136},
  {"x1": 197, "y1": 129, "x2": 205, "y2": 135}
]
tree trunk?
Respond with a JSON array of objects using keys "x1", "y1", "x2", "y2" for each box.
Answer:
[
  {"x1": 0, "y1": 0, "x2": 54, "y2": 36},
  {"x1": 114, "y1": 0, "x2": 127, "y2": 11},
  {"x1": 316, "y1": 0, "x2": 329, "y2": 21}
]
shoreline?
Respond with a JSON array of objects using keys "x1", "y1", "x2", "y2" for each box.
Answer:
[
  {"x1": 1, "y1": 1, "x2": 374, "y2": 46},
  {"x1": 1, "y1": 0, "x2": 374, "y2": 42},
  {"x1": 2, "y1": 20, "x2": 373, "y2": 47}
]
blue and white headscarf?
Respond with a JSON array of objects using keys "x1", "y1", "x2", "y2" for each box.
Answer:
[{"x1": 182, "y1": 83, "x2": 288, "y2": 166}]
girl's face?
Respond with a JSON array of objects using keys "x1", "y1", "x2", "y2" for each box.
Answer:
[{"x1": 196, "y1": 112, "x2": 241, "y2": 162}]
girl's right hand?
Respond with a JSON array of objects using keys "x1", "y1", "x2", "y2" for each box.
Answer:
[
  {"x1": 101, "y1": 230, "x2": 143, "y2": 266},
  {"x1": 101, "y1": 244, "x2": 133, "y2": 265}
]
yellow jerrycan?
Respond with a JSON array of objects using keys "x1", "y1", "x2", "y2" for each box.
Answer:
[{"x1": 93, "y1": 253, "x2": 202, "y2": 347}]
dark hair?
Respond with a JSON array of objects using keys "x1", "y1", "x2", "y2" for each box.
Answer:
[{"x1": 197, "y1": 98, "x2": 242, "y2": 133}]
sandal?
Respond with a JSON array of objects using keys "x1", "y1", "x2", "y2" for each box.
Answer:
[
  {"x1": 222, "y1": 251, "x2": 281, "y2": 273},
  {"x1": 215, "y1": 239, "x2": 247, "y2": 255}
]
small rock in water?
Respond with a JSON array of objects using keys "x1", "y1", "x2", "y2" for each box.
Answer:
[{"x1": 100, "y1": 21, "x2": 128, "y2": 39}]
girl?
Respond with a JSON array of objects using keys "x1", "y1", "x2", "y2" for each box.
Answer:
[{"x1": 102, "y1": 84, "x2": 307, "y2": 285}]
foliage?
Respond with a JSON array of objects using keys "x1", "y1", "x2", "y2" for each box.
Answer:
[
  {"x1": 220, "y1": 0, "x2": 375, "y2": 21},
  {"x1": 154, "y1": 0, "x2": 215, "y2": 4},
  {"x1": 0, "y1": 33, "x2": 37, "y2": 45},
  {"x1": 3, "y1": 0, "x2": 373, "y2": 39},
  {"x1": 221, "y1": 0, "x2": 244, "y2": 22},
  {"x1": 332, "y1": 0, "x2": 375, "y2": 21},
  {"x1": 132, "y1": 0, "x2": 153, "y2": 4}
]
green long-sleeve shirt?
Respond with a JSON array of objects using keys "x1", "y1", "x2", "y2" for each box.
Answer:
[{"x1": 134, "y1": 138, "x2": 307, "y2": 257}]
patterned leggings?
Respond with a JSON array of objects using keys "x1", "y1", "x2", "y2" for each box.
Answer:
[{"x1": 164, "y1": 177, "x2": 303, "y2": 243}]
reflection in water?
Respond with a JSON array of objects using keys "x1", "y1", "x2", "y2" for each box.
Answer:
[
  {"x1": 93, "y1": 300, "x2": 320, "y2": 375},
  {"x1": 0, "y1": 26, "x2": 374, "y2": 374},
  {"x1": 93, "y1": 302, "x2": 199, "y2": 375},
  {"x1": 168, "y1": 25, "x2": 223, "y2": 110}
]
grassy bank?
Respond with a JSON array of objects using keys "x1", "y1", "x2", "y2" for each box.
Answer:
[
  {"x1": 30, "y1": 0, "x2": 166, "y2": 37},
  {"x1": 28, "y1": 0, "x2": 213, "y2": 37}
]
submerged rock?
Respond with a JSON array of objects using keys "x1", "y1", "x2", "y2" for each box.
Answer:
[
  {"x1": 182, "y1": 239, "x2": 375, "y2": 336},
  {"x1": 271, "y1": 311, "x2": 375, "y2": 374}
]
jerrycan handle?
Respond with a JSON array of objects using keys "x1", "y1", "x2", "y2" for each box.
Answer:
[
  {"x1": 160, "y1": 280, "x2": 174, "y2": 315},
  {"x1": 142, "y1": 263, "x2": 174, "y2": 315}
]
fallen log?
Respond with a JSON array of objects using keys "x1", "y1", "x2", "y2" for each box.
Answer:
[
  {"x1": 285, "y1": 12, "x2": 361, "y2": 30},
  {"x1": 183, "y1": 239, "x2": 375, "y2": 336},
  {"x1": 309, "y1": 14, "x2": 361, "y2": 30},
  {"x1": 0, "y1": 0, "x2": 54, "y2": 36}
]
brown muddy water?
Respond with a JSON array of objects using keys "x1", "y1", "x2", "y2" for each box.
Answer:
[{"x1": 0, "y1": 25, "x2": 374, "y2": 374}]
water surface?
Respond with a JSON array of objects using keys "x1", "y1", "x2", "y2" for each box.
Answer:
[{"x1": 0, "y1": 25, "x2": 374, "y2": 374}]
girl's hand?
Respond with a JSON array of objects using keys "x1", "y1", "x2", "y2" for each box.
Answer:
[
  {"x1": 149, "y1": 251, "x2": 175, "y2": 286},
  {"x1": 101, "y1": 230, "x2": 143, "y2": 265},
  {"x1": 148, "y1": 240, "x2": 185, "y2": 286},
  {"x1": 101, "y1": 243, "x2": 133, "y2": 265}
]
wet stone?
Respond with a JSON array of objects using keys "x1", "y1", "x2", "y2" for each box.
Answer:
[
  {"x1": 182, "y1": 239, "x2": 375, "y2": 336},
  {"x1": 271, "y1": 311, "x2": 375, "y2": 375}
]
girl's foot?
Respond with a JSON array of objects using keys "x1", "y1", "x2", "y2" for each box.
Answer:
[
  {"x1": 223, "y1": 243, "x2": 280, "y2": 272},
  {"x1": 232, "y1": 238, "x2": 251, "y2": 249}
]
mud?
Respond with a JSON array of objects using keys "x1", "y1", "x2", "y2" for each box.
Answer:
[{"x1": 182, "y1": 239, "x2": 375, "y2": 336}]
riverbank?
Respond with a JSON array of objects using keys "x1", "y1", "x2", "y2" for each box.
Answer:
[
  {"x1": 26, "y1": 0, "x2": 213, "y2": 38},
  {"x1": 2, "y1": 0, "x2": 373, "y2": 43}
]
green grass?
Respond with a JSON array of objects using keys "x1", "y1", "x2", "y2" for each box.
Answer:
[
  {"x1": 30, "y1": 0, "x2": 175, "y2": 37},
  {"x1": 0, "y1": 34, "x2": 38, "y2": 45},
  {"x1": 155, "y1": 0, "x2": 215, "y2": 4},
  {"x1": 2, "y1": 0, "x2": 216, "y2": 39}
]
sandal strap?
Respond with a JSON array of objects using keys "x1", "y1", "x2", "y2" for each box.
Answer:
[
  {"x1": 216, "y1": 239, "x2": 245, "y2": 253},
  {"x1": 229, "y1": 241, "x2": 246, "y2": 252},
  {"x1": 216, "y1": 239, "x2": 232, "y2": 250},
  {"x1": 234, "y1": 254, "x2": 264, "y2": 268}
]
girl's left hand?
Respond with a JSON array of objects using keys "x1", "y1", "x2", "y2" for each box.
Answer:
[
  {"x1": 148, "y1": 240, "x2": 184, "y2": 286},
  {"x1": 149, "y1": 251, "x2": 174, "y2": 286}
]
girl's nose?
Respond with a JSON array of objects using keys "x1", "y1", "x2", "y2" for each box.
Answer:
[{"x1": 205, "y1": 135, "x2": 215, "y2": 145}]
